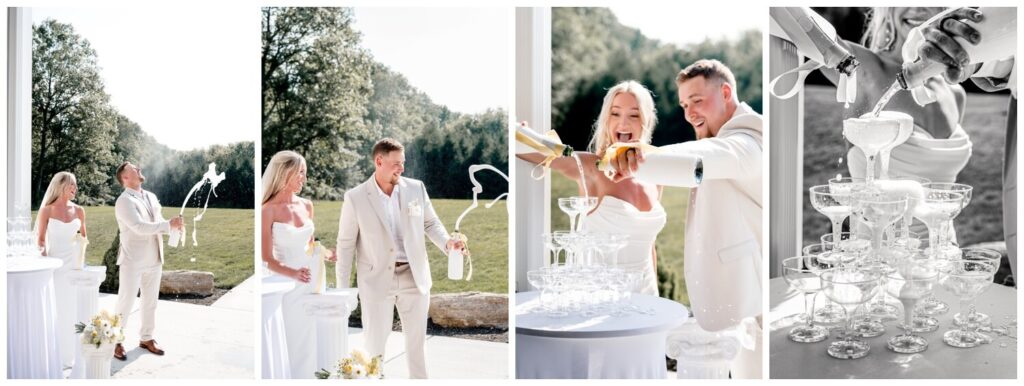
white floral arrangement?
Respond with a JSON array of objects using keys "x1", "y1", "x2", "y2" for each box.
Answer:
[
  {"x1": 315, "y1": 349, "x2": 383, "y2": 379},
  {"x1": 74, "y1": 309, "x2": 125, "y2": 348}
]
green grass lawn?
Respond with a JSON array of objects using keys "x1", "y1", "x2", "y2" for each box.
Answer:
[
  {"x1": 312, "y1": 199, "x2": 509, "y2": 294},
  {"x1": 802, "y1": 85, "x2": 1008, "y2": 247},
  {"x1": 549, "y1": 175, "x2": 690, "y2": 305},
  {"x1": 38, "y1": 206, "x2": 254, "y2": 289}
]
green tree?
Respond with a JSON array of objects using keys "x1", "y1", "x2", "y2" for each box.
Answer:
[
  {"x1": 262, "y1": 7, "x2": 376, "y2": 196},
  {"x1": 32, "y1": 19, "x2": 117, "y2": 207}
]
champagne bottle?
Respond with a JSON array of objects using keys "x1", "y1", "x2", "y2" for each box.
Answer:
[
  {"x1": 596, "y1": 143, "x2": 704, "y2": 188},
  {"x1": 447, "y1": 231, "x2": 470, "y2": 280},
  {"x1": 308, "y1": 239, "x2": 326, "y2": 294},
  {"x1": 515, "y1": 123, "x2": 573, "y2": 157},
  {"x1": 75, "y1": 231, "x2": 89, "y2": 270},
  {"x1": 769, "y1": 7, "x2": 859, "y2": 76}
]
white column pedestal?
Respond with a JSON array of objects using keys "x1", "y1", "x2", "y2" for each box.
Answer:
[
  {"x1": 67, "y1": 266, "x2": 107, "y2": 379},
  {"x1": 6, "y1": 257, "x2": 64, "y2": 379},
  {"x1": 300, "y1": 288, "x2": 359, "y2": 371},
  {"x1": 262, "y1": 275, "x2": 295, "y2": 379}
]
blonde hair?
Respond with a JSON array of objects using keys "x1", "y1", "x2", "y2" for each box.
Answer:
[
  {"x1": 588, "y1": 81, "x2": 657, "y2": 156},
  {"x1": 34, "y1": 171, "x2": 76, "y2": 234},
  {"x1": 862, "y1": 7, "x2": 900, "y2": 53},
  {"x1": 261, "y1": 150, "x2": 306, "y2": 205}
]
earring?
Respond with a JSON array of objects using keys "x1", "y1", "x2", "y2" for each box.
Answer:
[{"x1": 880, "y1": 21, "x2": 896, "y2": 52}]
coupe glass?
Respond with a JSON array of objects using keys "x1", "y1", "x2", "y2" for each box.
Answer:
[
  {"x1": 925, "y1": 182, "x2": 974, "y2": 259},
  {"x1": 819, "y1": 232, "x2": 867, "y2": 266},
  {"x1": 885, "y1": 262, "x2": 939, "y2": 353},
  {"x1": 821, "y1": 268, "x2": 881, "y2": 359},
  {"x1": 551, "y1": 231, "x2": 573, "y2": 266},
  {"x1": 526, "y1": 270, "x2": 550, "y2": 310},
  {"x1": 809, "y1": 185, "x2": 854, "y2": 264},
  {"x1": 557, "y1": 198, "x2": 581, "y2": 234},
  {"x1": 940, "y1": 260, "x2": 997, "y2": 348},
  {"x1": 781, "y1": 256, "x2": 830, "y2": 343},
  {"x1": 853, "y1": 192, "x2": 908, "y2": 264},
  {"x1": 912, "y1": 190, "x2": 964, "y2": 264},
  {"x1": 952, "y1": 248, "x2": 1002, "y2": 327},
  {"x1": 571, "y1": 196, "x2": 598, "y2": 232},
  {"x1": 802, "y1": 243, "x2": 846, "y2": 324},
  {"x1": 541, "y1": 233, "x2": 561, "y2": 267},
  {"x1": 843, "y1": 116, "x2": 900, "y2": 184}
]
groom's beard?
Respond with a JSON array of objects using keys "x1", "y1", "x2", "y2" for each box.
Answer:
[
  {"x1": 138, "y1": 175, "x2": 146, "y2": 183},
  {"x1": 389, "y1": 175, "x2": 399, "y2": 186}
]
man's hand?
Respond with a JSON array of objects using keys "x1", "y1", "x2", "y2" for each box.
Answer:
[
  {"x1": 324, "y1": 248, "x2": 337, "y2": 262},
  {"x1": 917, "y1": 7, "x2": 985, "y2": 84},
  {"x1": 447, "y1": 238, "x2": 466, "y2": 253},
  {"x1": 169, "y1": 216, "x2": 184, "y2": 231},
  {"x1": 610, "y1": 147, "x2": 645, "y2": 183}
]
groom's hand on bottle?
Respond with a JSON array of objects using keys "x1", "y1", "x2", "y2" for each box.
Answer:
[
  {"x1": 610, "y1": 147, "x2": 645, "y2": 183},
  {"x1": 918, "y1": 7, "x2": 984, "y2": 83},
  {"x1": 293, "y1": 267, "x2": 311, "y2": 283},
  {"x1": 447, "y1": 238, "x2": 466, "y2": 253},
  {"x1": 169, "y1": 216, "x2": 184, "y2": 230},
  {"x1": 324, "y1": 248, "x2": 337, "y2": 262}
]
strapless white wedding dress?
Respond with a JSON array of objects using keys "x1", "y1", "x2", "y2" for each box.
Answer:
[
  {"x1": 46, "y1": 217, "x2": 81, "y2": 368},
  {"x1": 582, "y1": 196, "x2": 667, "y2": 296},
  {"x1": 273, "y1": 222, "x2": 317, "y2": 379}
]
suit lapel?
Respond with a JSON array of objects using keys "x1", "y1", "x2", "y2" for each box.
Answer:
[{"x1": 364, "y1": 176, "x2": 397, "y2": 243}]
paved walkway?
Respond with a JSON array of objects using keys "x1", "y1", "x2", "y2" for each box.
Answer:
[
  {"x1": 346, "y1": 327, "x2": 508, "y2": 379},
  {"x1": 91, "y1": 275, "x2": 256, "y2": 379}
]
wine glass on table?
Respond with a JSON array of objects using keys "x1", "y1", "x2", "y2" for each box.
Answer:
[
  {"x1": 809, "y1": 185, "x2": 855, "y2": 265},
  {"x1": 951, "y1": 248, "x2": 1002, "y2": 328},
  {"x1": 925, "y1": 182, "x2": 973, "y2": 259},
  {"x1": 781, "y1": 256, "x2": 831, "y2": 343},
  {"x1": 940, "y1": 260, "x2": 997, "y2": 348},
  {"x1": 885, "y1": 261, "x2": 939, "y2": 353},
  {"x1": 821, "y1": 268, "x2": 881, "y2": 359}
]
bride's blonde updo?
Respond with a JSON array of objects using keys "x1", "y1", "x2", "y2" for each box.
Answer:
[
  {"x1": 588, "y1": 80, "x2": 658, "y2": 157},
  {"x1": 261, "y1": 150, "x2": 306, "y2": 205}
]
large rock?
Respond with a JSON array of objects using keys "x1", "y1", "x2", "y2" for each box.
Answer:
[
  {"x1": 428, "y1": 292, "x2": 507, "y2": 329},
  {"x1": 160, "y1": 270, "x2": 215, "y2": 296}
]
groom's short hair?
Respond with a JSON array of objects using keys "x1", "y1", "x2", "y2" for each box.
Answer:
[
  {"x1": 677, "y1": 59, "x2": 736, "y2": 89},
  {"x1": 115, "y1": 161, "x2": 131, "y2": 186},
  {"x1": 372, "y1": 138, "x2": 404, "y2": 159}
]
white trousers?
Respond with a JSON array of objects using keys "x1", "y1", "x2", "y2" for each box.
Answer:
[
  {"x1": 730, "y1": 316, "x2": 763, "y2": 379},
  {"x1": 361, "y1": 265, "x2": 430, "y2": 379},
  {"x1": 115, "y1": 262, "x2": 162, "y2": 342}
]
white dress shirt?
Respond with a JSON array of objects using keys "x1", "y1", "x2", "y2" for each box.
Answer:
[{"x1": 374, "y1": 180, "x2": 408, "y2": 263}]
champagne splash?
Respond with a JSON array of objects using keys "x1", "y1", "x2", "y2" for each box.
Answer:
[
  {"x1": 177, "y1": 163, "x2": 226, "y2": 248},
  {"x1": 572, "y1": 153, "x2": 589, "y2": 199},
  {"x1": 451, "y1": 164, "x2": 509, "y2": 281},
  {"x1": 871, "y1": 81, "x2": 901, "y2": 117}
]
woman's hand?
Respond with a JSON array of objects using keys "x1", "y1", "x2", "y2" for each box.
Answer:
[
  {"x1": 324, "y1": 248, "x2": 337, "y2": 262},
  {"x1": 292, "y1": 267, "x2": 311, "y2": 283}
]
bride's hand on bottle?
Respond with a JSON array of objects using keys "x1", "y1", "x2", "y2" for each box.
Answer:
[
  {"x1": 610, "y1": 147, "x2": 645, "y2": 183},
  {"x1": 292, "y1": 267, "x2": 311, "y2": 283},
  {"x1": 324, "y1": 248, "x2": 337, "y2": 262}
]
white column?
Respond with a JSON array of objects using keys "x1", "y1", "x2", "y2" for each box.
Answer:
[
  {"x1": 768, "y1": 35, "x2": 804, "y2": 278},
  {"x1": 300, "y1": 288, "x2": 359, "y2": 371},
  {"x1": 514, "y1": 7, "x2": 552, "y2": 291},
  {"x1": 68, "y1": 266, "x2": 107, "y2": 379},
  {"x1": 7, "y1": 8, "x2": 32, "y2": 215}
]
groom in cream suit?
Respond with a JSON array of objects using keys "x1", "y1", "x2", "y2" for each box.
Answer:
[
  {"x1": 335, "y1": 138, "x2": 463, "y2": 379},
  {"x1": 112, "y1": 162, "x2": 183, "y2": 360},
  {"x1": 611, "y1": 60, "x2": 763, "y2": 378}
]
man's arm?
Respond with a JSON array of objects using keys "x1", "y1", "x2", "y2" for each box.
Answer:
[
  {"x1": 335, "y1": 191, "x2": 359, "y2": 288},
  {"x1": 115, "y1": 196, "x2": 171, "y2": 236},
  {"x1": 421, "y1": 183, "x2": 450, "y2": 254},
  {"x1": 659, "y1": 131, "x2": 762, "y2": 181}
]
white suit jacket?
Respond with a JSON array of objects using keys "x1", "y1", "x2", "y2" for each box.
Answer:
[
  {"x1": 335, "y1": 176, "x2": 450, "y2": 299},
  {"x1": 114, "y1": 189, "x2": 170, "y2": 266},
  {"x1": 661, "y1": 102, "x2": 763, "y2": 331}
]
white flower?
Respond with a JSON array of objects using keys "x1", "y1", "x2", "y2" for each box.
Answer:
[
  {"x1": 407, "y1": 200, "x2": 423, "y2": 217},
  {"x1": 351, "y1": 349, "x2": 370, "y2": 366}
]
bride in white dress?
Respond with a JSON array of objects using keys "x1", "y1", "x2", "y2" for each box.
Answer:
[
  {"x1": 34, "y1": 172, "x2": 87, "y2": 369},
  {"x1": 261, "y1": 150, "x2": 334, "y2": 379},
  {"x1": 519, "y1": 81, "x2": 667, "y2": 295}
]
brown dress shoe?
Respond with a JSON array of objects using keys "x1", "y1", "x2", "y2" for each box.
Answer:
[
  {"x1": 113, "y1": 343, "x2": 127, "y2": 361},
  {"x1": 139, "y1": 339, "x2": 165, "y2": 355}
]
